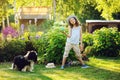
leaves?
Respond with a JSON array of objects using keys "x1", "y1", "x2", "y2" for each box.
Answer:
[{"x1": 95, "y1": 0, "x2": 120, "y2": 20}]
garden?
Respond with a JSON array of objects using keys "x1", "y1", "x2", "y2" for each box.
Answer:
[{"x1": 0, "y1": 0, "x2": 120, "y2": 80}]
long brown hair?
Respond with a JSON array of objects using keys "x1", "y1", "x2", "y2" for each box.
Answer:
[{"x1": 68, "y1": 16, "x2": 80, "y2": 28}]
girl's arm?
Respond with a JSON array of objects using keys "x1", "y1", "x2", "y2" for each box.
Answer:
[
  {"x1": 80, "y1": 26, "x2": 84, "y2": 51},
  {"x1": 80, "y1": 26, "x2": 82, "y2": 45},
  {"x1": 67, "y1": 26, "x2": 72, "y2": 38},
  {"x1": 61, "y1": 26, "x2": 71, "y2": 38}
]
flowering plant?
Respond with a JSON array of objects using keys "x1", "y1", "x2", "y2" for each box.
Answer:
[{"x1": 2, "y1": 26, "x2": 18, "y2": 38}]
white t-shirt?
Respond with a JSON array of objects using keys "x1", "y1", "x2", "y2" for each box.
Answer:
[{"x1": 66, "y1": 26, "x2": 81, "y2": 44}]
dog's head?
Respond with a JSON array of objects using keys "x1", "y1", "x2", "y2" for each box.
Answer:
[{"x1": 24, "y1": 50, "x2": 37, "y2": 62}]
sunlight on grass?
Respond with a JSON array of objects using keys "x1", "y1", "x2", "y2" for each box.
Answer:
[
  {"x1": 42, "y1": 70, "x2": 88, "y2": 80},
  {"x1": 87, "y1": 57, "x2": 120, "y2": 72},
  {"x1": 0, "y1": 57, "x2": 120, "y2": 80}
]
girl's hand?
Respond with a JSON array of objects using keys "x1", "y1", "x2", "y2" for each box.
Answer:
[
  {"x1": 60, "y1": 31, "x2": 71, "y2": 38},
  {"x1": 60, "y1": 27, "x2": 65, "y2": 31},
  {"x1": 67, "y1": 35, "x2": 71, "y2": 38},
  {"x1": 80, "y1": 44, "x2": 84, "y2": 51}
]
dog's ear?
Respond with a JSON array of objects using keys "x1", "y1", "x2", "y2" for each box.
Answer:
[
  {"x1": 30, "y1": 50, "x2": 37, "y2": 55},
  {"x1": 32, "y1": 50, "x2": 38, "y2": 55},
  {"x1": 34, "y1": 51, "x2": 37, "y2": 55}
]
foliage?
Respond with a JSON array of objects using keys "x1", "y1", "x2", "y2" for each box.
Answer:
[
  {"x1": 0, "y1": 0, "x2": 9, "y2": 21},
  {"x1": 93, "y1": 27, "x2": 120, "y2": 57},
  {"x1": 44, "y1": 27, "x2": 67, "y2": 64},
  {"x1": 20, "y1": 31, "x2": 43, "y2": 41},
  {"x1": 95, "y1": 0, "x2": 120, "y2": 20},
  {"x1": 56, "y1": 0, "x2": 102, "y2": 23},
  {"x1": 28, "y1": 24, "x2": 37, "y2": 32},
  {"x1": 0, "y1": 39, "x2": 38, "y2": 62},
  {"x1": 82, "y1": 33, "x2": 94, "y2": 56},
  {"x1": 0, "y1": 40, "x2": 26, "y2": 62},
  {"x1": 10, "y1": 22, "x2": 19, "y2": 31},
  {"x1": 33, "y1": 26, "x2": 67, "y2": 64},
  {"x1": 2, "y1": 26, "x2": 19, "y2": 38},
  {"x1": 83, "y1": 33, "x2": 93, "y2": 48},
  {"x1": 1, "y1": 0, "x2": 120, "y2": 24},
  {"x1": 38, "y1": 20, "x2": 54, "y2": 32},
  {"x1": 32, "y1": 34, "x2": 49, "y2": 64},
  {"x1": 82, "y1": 27, "x2": 120, "y2": 57},
  {"x1": 0, "y1": 26, "x2": 120, "y2": 62}
]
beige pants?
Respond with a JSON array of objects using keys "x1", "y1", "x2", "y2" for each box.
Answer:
[{"x1": 63, "y1": 42, "x2": 82, "y2": 58}]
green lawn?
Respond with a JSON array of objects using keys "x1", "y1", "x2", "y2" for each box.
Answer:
[{"x1": 0, "y1": 57, "x2": 120, "y2": 80}]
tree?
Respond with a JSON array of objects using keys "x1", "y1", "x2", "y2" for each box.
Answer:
[
  {"x1": 95, "y1": 0, "x2": 120, "y2": 20},
  {"x1": 0, "y1": 0, "x2": 10, "y2": 28},
  {"x1": 55, "y1": 0, "x2": 102, "y2": 23}
]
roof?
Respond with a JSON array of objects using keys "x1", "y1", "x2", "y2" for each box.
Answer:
[
  {"x1": 86, "y1": 20, "x2": 120, "y2": 23},
  {"x1": 17, "y1": 7, "x2": 50, "y2": 19}
]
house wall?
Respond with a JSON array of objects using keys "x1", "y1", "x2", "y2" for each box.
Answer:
[
  {"x1": 19, "y1": 19, "x2": 45, "y2": 31},
  {"x1": 19, "y1": 19, "x2": 45, "y2": 26},
  {"x1": 86, "y1": 21, "x2": 120, "y2": 33}
]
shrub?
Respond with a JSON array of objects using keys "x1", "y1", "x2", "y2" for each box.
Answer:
[
  {"x1": 20, "y1": 31, "x2": 43, "y2": 40},
  {"x1": 83, "y1": 33, "x2": 93, "y2": 48},
  {"x1": 33, "y1": 22, "x2": 82, "y2": 64},
  {"x1": 25, "y1": 41, "x2": 36, "y2": 51},
  {"x1": 93, "y1": 27, "x2": 120, "y2": 57},
  {"x1": 45, "y1": 27, "x2": 66, "y2": 64},
  {"x1": 28, "y1": 24, "x2": 37, "y2": 32},
  {"x1": 38, "y1": 20, "x2": 54, "y2": 32},
  {"x1": 33, "y1": 26, "x2": 67, "y2": 64},
  {"x1": 0, "y1": 42, "x2": 5, "y2": 62},
  {"x1": 1, "y1": 40, "x2": 26, "y2": 61},
  {"x1": 32, "y1": 34, "x2": 49, "y2": 64}
]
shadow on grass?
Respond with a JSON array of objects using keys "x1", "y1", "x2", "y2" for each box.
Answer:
[
  {"x1": 0, "y1": 62, "x2": 120, "y2": 80},
  {"x1": 0, "y1": 64, "x2": 53, "y2": 80},
  {"x1": 1, "y1": 71, "x2": 53, "y2": 80},
  {"x1": 33, "y1": 63, "x2": 120, "y2": 80}
]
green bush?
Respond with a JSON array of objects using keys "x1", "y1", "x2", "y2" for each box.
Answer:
[
  {"x1": 28, "y1": 24, "x2": 37, "y2": 32},
  {"x1": 83, "y1": 33, "x2": 93, "y2": 48},
  {"x1": 0, "y1": 39, "x2": 37, "y2": 62},
  {"x1": 45, "y1": 27, "x2": 67, "y2": 64},
  {"x1": 1, "y1": 26, "x2": 119, "y2": 62},
  {"x1": 32, "y1": 34, "x2": 48, "y2": 64},
  {"x1": 25, "y1": 40, "x2": 36, "y2": 51},
  {"x1": 0, "y1": 42, "x2": 5, "y2": 62},
  {"x1": 33, "y1": 26, "x2": 67, "y2": 64},
  {"x1": 93, "y1": 27, "x2": 120, "y2": 57},
  {"x1": 38, "y1": 20, "x2": 54, "y2": 32},
  {"x1": 0, "y1": 40, "x2": 26, "y2": 62}
]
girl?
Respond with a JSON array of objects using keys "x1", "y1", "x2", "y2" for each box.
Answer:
[{"x1": 61, "y1": 15, "x2": 89, "y2": 69}]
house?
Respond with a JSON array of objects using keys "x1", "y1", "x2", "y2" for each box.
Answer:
[
  {"x1": 86, "y1": 20, "x2": 120, "y2": 33},
  {"x1": 16, "y1": 7, "x2": 51, "y2": 26}
]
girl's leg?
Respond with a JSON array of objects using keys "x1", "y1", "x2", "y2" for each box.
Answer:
[
  {"x1": 73, "y1": 44, "x2": 89, "y2": 68},
  {"x1": 61, "y1": 57, "x2": 67, "y2": 66},
  {"x1": 73, "y1": 44, "x2": 85, "y2": 65},
  {"x1": 77, "y1": 57, "x2": 85, "y2": 65},
  {"x1": 61, "y1": 43, "x2": 72, "y2": 68}
]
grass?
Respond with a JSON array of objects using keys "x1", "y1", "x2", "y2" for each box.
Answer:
[{"x1": 0, "y1": 57, "x2": 120, "y2": 80}]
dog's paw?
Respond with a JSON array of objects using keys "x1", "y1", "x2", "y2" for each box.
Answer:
[
  {"x1": 9, "y1": 67, "x2": 13, "y2": 70},
  {"x1": 31, "y1": 71, "x2": 34, "y2": 73}
]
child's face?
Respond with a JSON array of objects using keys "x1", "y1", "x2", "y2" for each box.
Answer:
[{"x1": 69, "y1": 18, "x2": 76, "y2": 25}]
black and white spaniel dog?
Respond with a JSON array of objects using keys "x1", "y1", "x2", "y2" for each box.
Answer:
[{"x1": 11, "y1": 50, "x2": 37, "y2": 72}]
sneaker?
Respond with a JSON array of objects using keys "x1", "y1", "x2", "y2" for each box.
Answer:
[
  {"x1": 61, "y1": 66, "x2": 64, "y2": 69},
  {"x1": 81, "y1": 65, "x2": 89, "y2": 68}
]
